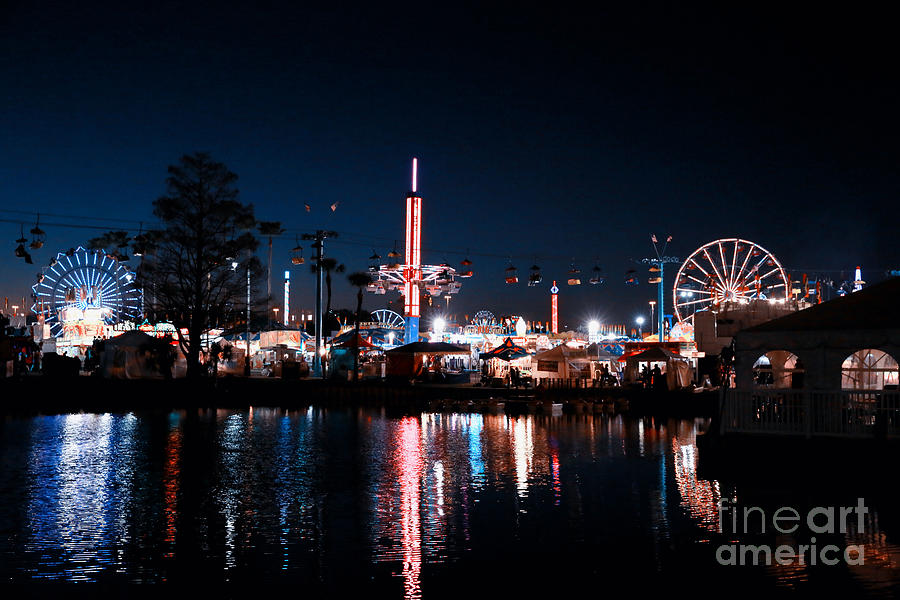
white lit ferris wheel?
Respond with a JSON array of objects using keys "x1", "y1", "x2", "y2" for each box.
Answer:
[
  {"x1": 673, "y1": 238, "x2": 789, "y2": 323},
  {"x1": 31, "y1": 247, "x2": 143, "y2": 337}
]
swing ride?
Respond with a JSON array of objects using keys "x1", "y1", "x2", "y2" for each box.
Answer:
[
  {"x1": 673, "y1": 238, "x2": 789, "y2": 323},
  {"x1": 366, "y1": 159, "x2": 465, "y2": 343}
]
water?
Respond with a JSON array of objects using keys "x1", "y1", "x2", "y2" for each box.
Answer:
[{"x1": 0, "y1": 408, "x2": 897, "y2": 596}]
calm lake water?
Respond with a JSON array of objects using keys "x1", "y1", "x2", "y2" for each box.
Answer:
[{"x1": 0, "y1": 408, "x2": 898, "y2": 596}]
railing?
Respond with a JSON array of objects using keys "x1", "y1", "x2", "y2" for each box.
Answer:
[{"x1": 722, "y1": 388, "x2": 900, "y2": 439}]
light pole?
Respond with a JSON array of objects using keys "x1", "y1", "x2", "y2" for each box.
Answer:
[
  {"x1": 273, "y1": 307, "x2": 279, "y2": 323},
  {"x1": 642, "y1": 234, "x2": 679, "y2": 343},
  {"x1": 302, "y1": 230, "x2": 338, "y2": 377},
  {"x1": 244, "y1": 263, "x2": 251, "y2": 376},
  {"x1": 648, "y1": 301, "x2": 656, "y2": 337},
  {"x1": 636, "y1": 316, "x2": 645, "y2": 339}
]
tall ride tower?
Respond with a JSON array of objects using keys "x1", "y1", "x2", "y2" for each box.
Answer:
[{"x1": 404, "y1": 158, "x2": 422, "y2": 344}]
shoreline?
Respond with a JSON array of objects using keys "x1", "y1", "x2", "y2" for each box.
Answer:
[{"x1": 0, "y1": 375, "x2": 719, "y2": 417}]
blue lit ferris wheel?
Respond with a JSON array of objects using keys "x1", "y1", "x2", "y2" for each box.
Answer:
[{"x1": 31, "y1": 247, "x2": 143, "y2": 337}]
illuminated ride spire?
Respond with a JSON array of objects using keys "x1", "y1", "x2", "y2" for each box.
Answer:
[
  {"x1": 366, "y1": 159, "x2": 463, "y2": 339},
  {"x1": 853, "y1": 266, "x2": 865, "y2": 292},
  {"x1": 283, "y1": 270, "x2": 290, "y2": 326},
  {"x1": 550, "y1": 280, "x2": 559, "y2": 334},
  {"x1": 404, "y1": 158, "x2": 422, "y2": 343}
]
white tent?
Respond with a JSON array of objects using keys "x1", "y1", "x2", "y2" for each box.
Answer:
[
  {"x1": 531, "y1": 344, "x2": 592, "y2": 380},
  {"x1": 99, "y1": 330, "x2": 179, "y2": 379}
]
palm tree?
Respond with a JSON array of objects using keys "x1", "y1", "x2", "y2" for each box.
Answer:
[
  {"x1": 310, "y1": 257, "x2": 345, "y2": 318},
  {"x1": 257, "y1": 221, "x2": 285, "y2": 325},
  {"x1": 347, "y1": 271, "x2": 373, "y2": 381}
]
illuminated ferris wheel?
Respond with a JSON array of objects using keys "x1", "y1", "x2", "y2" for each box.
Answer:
[
  {"x1": 31, "y1": 247, "x2": 143, "y2": 337},
  {"x1": 370, "y1": 309, "x2": 405, "y2": 329},
  {"x1": 673, "y1": 238, "x2": 788, "y2": 323}
]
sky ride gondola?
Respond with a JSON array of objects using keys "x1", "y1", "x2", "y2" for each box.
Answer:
[
  {"x1": 29, "y1": 214, "x2": 45, "y2": 250},
  {"x1": 567, "y1": 262, "x2": 581, "y2": 285},
  {"x1": 505, "y1": 261, "x2": 518, "y2": 284},
  {"x1": 458, "y1": 255, "x2": 474, "y2": 278},
  {"x1": 528, "y1": 264, "x2": 542, "y2": 286},
  {"x1": 385, "y1": 241, "x2": 402, "y2": 269},
  {"x1": 13, "y1": 223, "x2": 33, "y2": 263},
  {"x1": 625, "y1": 269, "x2": 639, "y2": 285},
  {"x1": 589, "y1": 264, "x2": 606, "y2": 285},
  {"x1": 291, "y1": 237, "x2": 306, "y2": 265}
]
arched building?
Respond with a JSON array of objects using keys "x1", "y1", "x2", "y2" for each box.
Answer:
[
  {"x1": 725, "y1": 277, "x2": 900, "y2": 438},
  {"x1": 733, "y1": 277, "x2": 900, "y2": 390}
]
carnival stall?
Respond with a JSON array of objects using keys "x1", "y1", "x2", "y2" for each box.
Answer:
[
  {"x1": 622, "y1": 346, "x2": 693, "y2": 390},
  {"x1": 531, "y1": 344, "x2": 593, "y2": 382},
  {"x1": 385, "y1": 341, "x2": 471, "y2": 382},
  {"x1": 97, "y1": 330, "x2": 177, "y2": 379},
  {"x1": 479, "y1": 337, "x2": 531, "y2": 384},
  {"x1": 329, "y1": 333, "x2": 381, "y2": 380}
]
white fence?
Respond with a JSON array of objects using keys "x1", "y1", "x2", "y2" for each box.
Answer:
[{"x1": 722, "y1": 389, "x2": 900, "y2": 439}]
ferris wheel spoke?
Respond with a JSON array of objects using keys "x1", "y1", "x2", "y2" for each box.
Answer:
[
  {"x1": 717, "y1": 241, "x2": 729, "y2": 287},
  {"x1": 675, "y1": 287, "x2": 712, "y2": 295},
  {"x1": 757, "y1": 267, "x2": 781, "y2": 281},
  {"x1": 703, "y1": 248, "x2": 728, "y2": 292},
  {"x1": 732, "y1": 246, "x2": 755, "y2": 291},
  {"x1": 689, "y1": 258, "x2": 711, "y2": 277},
  {"x1": 685, "y1": 274, "x2": 708, "y2": 287},
  {"x1": 729, "y1": 242, "x2": 740, "y2": 289},
  {"x1": 678, "y1": 297, "x2": 715, "y2": 307}
]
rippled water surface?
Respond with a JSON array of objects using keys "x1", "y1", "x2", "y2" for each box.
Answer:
[{"x1": 1, "y1": 408, "x2": 898, "y2": 596}]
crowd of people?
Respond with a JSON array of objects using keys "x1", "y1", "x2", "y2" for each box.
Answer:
[{"x1": 639, "y1": 364, "x2": 665, "y2": 390}]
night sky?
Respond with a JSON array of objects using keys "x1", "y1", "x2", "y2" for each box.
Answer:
[{"x1": 2, "y1": 3, "x2": 898, "y2": 329}]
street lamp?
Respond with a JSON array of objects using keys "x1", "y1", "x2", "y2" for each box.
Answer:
[
  {"x1": 11, "y1": 305, "x2": 19, "y2": 316},
  {"x1": 648, "y1": 301, "x2": 656, "y2": 337},
  {"x1": 636, "y1": 316, "x2": 645, "y2": 339},
  {"x1": 433, "y1": 317, "x2": 445, "y2": 339},
  {"x1": 273, "y1": 307, "x2": 279, "y2": 324},
  {"x1": 318, "y1": 346, "x2": 328, "y2": 378}
]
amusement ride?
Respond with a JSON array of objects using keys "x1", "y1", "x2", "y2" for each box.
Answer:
[
  {"x1": 366, "y1": 159, "x2": 465, "y2": 343},
  {"x1": 672, "y1": 238, "x2": 789, "y2": 323},
  {"x1": 30, "y1": 246, "x2": 143, "y2": 338}
]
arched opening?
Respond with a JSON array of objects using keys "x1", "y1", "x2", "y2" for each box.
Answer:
[
  {"x1": 752, "y1": 350, "x2": 802, "y2": 388},
  {"x1": 841, "y1": 349, "x2": 899, "y2": 391}
]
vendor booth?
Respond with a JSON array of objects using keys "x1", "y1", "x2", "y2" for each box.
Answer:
[
  {"x1": 385, "y1": 341, "x2": 471, "y2": 382},
  {"x1": 98, "y1": 330, "x2": 180, "y2": 379},
  {"x1": 623, "y1": 346, "x2": 693, "y2": 390},
  {"x1": 585, "y1": 343, "x2": 622, "y2": 384},
  {"x1": 531, "y1": 344, "x2": 593, "y2": 382},
  {"x1": 329, "y1": 333, "x2": 381, "y2": 380},
  {"x1": 479, "y1": 337, "x2": 532, "y2": 385}
]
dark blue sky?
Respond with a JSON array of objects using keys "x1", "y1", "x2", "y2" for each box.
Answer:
[{"x1": 2, "y1": 2, "x2": 897, "y2": 328}]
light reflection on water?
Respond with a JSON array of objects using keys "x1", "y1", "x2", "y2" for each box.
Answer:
[{"x1": 0, "y1": 409, "x2": 897, "y2": 596}]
